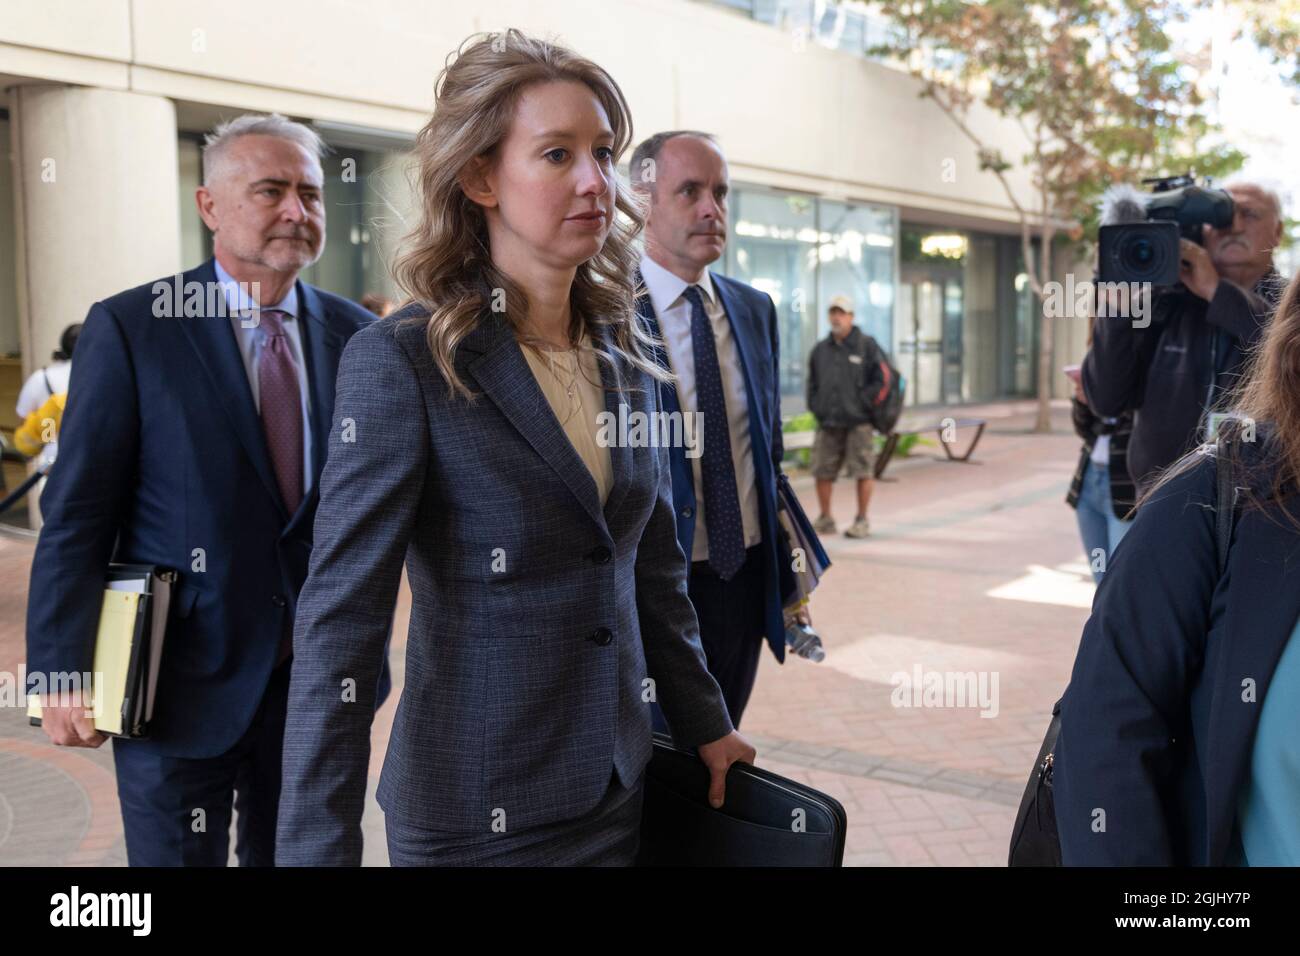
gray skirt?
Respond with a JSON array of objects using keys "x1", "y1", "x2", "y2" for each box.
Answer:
[{"x1": 384, "y1": 770, "x2": 645, "y2": 866}]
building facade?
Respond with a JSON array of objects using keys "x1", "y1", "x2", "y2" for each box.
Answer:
[{"x1": 0, "y1": 0, "x2": 1087, "y2": 439}]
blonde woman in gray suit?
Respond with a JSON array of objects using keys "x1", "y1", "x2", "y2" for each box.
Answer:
[{"x1": 276, "y1": 30, "x2": 755, "y2": 866}]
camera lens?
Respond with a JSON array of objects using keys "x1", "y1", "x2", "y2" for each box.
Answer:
[
  {"x1": 1120, "y1": 232, "x2": 1167, "y2": 277},
  {"x1": 1099, "y1": 220, "x2": 1179, "y2": 286}
]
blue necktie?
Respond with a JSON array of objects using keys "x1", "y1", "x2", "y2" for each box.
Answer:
[{"x1": 684, "y1": 284, "x2": 745, "y2": 580}]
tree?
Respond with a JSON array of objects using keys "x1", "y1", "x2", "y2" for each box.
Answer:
[
  {"x1": 1232, "y1": 0, "x2": 1300, "y2": 87},
  {"x1": 870, "y1": 0, "x2": 1243, "y2": 431}
]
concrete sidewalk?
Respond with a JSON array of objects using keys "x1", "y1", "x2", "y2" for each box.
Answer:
[{"x1": 0, "y1": 398, "x2": 1092, "y2": 866}]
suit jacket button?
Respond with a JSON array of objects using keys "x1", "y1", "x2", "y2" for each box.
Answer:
[
  {"x1": 589, "y1": 545, "x2": 612, "y2": 565},
  {"x1": 271, "y1": 594, "x2": 287, "y2": 608},
  {"x1": 590, "y1": 627, "x2": 613, "y2": 646},
  {"x1": 681, "y1": 507, "x2": 694, "y2": 519}
]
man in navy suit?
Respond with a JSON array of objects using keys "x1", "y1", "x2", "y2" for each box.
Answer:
[
  {"x1": 631, "y1": 131, "x2": 803, "y2": 730},
  {"x1": 24, "y1": 113, "x2": 382, "y2": 866}
]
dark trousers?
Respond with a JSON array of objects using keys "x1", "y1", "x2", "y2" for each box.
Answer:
[
  {"x1": 653, "y1": 543, "x2": 767, "y2": 736},
  {"x1": 385, "y1": 768, "x2": 644, "y2": 866},
  {"x1": 112, "y1": 659, "x2": 292, "y2": 866}
]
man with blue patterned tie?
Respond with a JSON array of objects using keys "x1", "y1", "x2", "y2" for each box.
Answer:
[{"x1": 631, "y1": 131, "x2": 801, "y2": 730}]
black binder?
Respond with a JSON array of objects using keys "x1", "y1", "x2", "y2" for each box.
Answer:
[
  {"x1": 28, "y1": 563, "x2": 177, "y2": 738},
  {"x1": 636, "y1": 733, "x2": 847, "y2": 866}
]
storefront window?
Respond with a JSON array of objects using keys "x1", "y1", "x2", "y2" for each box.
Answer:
[
  {"x1": 725, "y1": 188, "x2": 820, "y2": 399},
  {"x1": 721, "y1": 187, "x2": 898, "y2": 410},
  {"x1": 815, "y1": 199, "x2": 896, "y2": 358},
  {"x1": 300, "y1": 147, "x2": 411, "y2": 307}
]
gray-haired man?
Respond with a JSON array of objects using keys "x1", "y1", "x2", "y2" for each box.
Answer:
[
  {"x1": 1083, "y1": 180, "x2": 1285, "y2": 494},
  {"x1": 25, "y1": 113, "x2": 385, "y2": 865}
]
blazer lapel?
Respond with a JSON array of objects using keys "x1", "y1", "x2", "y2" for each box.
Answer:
[
  {"x1": 635, "y1": 285, "x2": 687, "y2": 474},
  {"x1": 636, "y1": 290, "x2": 673, "y2": 384},
  {"x1": 711, "y1": 272, "x2": 765, "y2": 425},
  {"x1": 1203, "y1": 501, "x2": 1300, "y2": 863},
  {"x1": 596, "y1": 324, "x2": 633, "y2": 526},
  {"x1": 177, "y1": 259, "x2": 289, "y2": 522},
  {"x1": 464, "y1": 312, "x2": 609, "y2": 534}
]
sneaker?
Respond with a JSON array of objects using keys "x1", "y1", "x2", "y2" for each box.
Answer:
[
  {"x1": 813, "y1": 514, "x2": 837, "y2": 535},
  {"x1": 845, "y1": 516, "x2": 870, "y2": 538}
]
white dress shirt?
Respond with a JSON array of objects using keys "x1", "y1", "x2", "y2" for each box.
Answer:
[
  {"x1": 639, "y1": 253, "x2": 760, "y2": 563},
  {"x1": 215, "y1": 258, "x2": 314, "y2": 497}
]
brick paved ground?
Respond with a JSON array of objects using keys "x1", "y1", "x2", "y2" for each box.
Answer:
[{"x1": 0, "y1": 398, "x2": 1091, "y2": 866}]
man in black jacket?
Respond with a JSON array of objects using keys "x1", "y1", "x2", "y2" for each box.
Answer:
[
  {"x1": 807, "y1": 295, "x2": 881, "y2": 538},
  {"x1": 1082, "y1": 181, "x2": 1284, "y2": 495}
]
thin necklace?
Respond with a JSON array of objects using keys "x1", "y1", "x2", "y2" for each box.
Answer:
[
  {"x1": 533, "y1": 343, "x2": 583, "y2": 424},
  {"x1": 548, "y1": 348, "x2": 580, "y2": 403}
]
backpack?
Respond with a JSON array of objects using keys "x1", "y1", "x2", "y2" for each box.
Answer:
[{"x1": 857, "y1": 335, "x2": 904, "y2": 435}]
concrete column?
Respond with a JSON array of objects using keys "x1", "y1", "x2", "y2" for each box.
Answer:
[{"x1": 7, "y1": 84, "x2": 180, "y2": 526}]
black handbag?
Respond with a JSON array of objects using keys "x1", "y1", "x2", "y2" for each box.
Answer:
[
  {"x1": 636, "y1": 733, "x2": 847, "y2": 866},
  {"x1": 1007, "y1": 698, "x2": 1063, "y2": 866},
  {"x1": 1007, "y1": 435, "x2": 1239, "y2": 866}
]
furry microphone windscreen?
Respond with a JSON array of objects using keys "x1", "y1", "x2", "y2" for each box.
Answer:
[{"x1": 1100, "y1": 183, "x2": 1149, "y2": 226}]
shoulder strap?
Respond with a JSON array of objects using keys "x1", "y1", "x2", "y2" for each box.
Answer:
[
  {"x1": 41, "y1": 368, "x2": 53, "y2": 397},
  {"x1": 1215, "y1": 433, "x2": 1236, "y2": 577},
  {"x1": 856, "y1": 330, "x2": 877, "y2": 363}
]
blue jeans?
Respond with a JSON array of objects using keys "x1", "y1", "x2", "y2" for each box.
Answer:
[{"x1": 1075, "y1": 459, "x2": 1132, "y2": 584}]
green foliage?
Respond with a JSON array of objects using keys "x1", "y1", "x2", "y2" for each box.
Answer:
[
  {"x1": 783, "y1": 412, "x2": 818, "y2": 433},
  {"x1": 869, "y1": 0, "x2": 1249, "y2": 257},
  {"x1": 884, "y1": 432, "x2": 935, "y2": 458}
]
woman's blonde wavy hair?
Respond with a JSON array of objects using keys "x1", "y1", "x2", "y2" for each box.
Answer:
[{"x1": 392, "y1": 29, "x2": 665, "y2": 400}]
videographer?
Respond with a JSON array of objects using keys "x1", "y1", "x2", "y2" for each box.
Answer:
[{"x1": 1082, "y1": 180, "x2": 1285, "y2": 495}]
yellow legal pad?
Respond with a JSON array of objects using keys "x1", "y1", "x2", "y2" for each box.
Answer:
[{"x1": 27, "y1": 566, "x2": 174, "y2": 738}]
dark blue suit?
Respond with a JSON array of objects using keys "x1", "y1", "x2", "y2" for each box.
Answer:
[
  {"x1": 1055, "y1": 443, "x2": 1300, "y2": 865},
  {"x1": 638, "y1": 269, "x2": 791, "y2": 730},
  {"x1": 25, "y1": 258, "x2": 379, "y2": 865}
]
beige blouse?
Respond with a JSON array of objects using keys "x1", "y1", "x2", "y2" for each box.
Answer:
[{"x1": 521, "y1": 338, "x2": 614, "y2": 504}]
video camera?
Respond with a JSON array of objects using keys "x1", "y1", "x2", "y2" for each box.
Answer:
[{"x1": 1098, "y1": 174, "x2": 1235, "y2": 285}]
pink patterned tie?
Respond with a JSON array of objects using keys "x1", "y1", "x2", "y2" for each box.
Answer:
[
  {"x1": 257, "y1": 309, "x2": 304, "y2": 515},
  {"x1": 257, "y1": 309, "x2": 302, "y2": 665}
]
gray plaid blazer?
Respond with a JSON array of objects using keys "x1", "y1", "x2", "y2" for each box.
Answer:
[{"x1": 275, "y1": 306, "x2": 734, "y2": 865}]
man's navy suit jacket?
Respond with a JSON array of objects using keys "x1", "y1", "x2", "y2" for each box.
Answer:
[
  {"x1": 25, "y1": 258, "x2": 378, "y2": 759},
  {"x1": 636, "y1": 269, "x2": 791, "y2": 661}
]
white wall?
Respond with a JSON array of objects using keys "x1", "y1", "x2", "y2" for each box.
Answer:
[{"x1": 1, "y1": 0, "x2": 1039, "y2": 226}]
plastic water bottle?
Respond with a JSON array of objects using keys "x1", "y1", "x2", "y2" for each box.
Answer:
[{"x1": 785, "y1": 621, "x2": 825, "y2": 662}]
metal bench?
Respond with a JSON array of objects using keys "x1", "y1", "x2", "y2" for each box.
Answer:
[
  {"x1": 783, "y1": 430, "x2": 815, "y2": 453},
  {"x1": 875, "y1": 417, "x2": 987, "y2": 478}
]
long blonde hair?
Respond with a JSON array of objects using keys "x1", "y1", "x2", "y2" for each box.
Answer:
[{"x1": 392, "y1": 29, "x2": 664, "y2": 399}]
